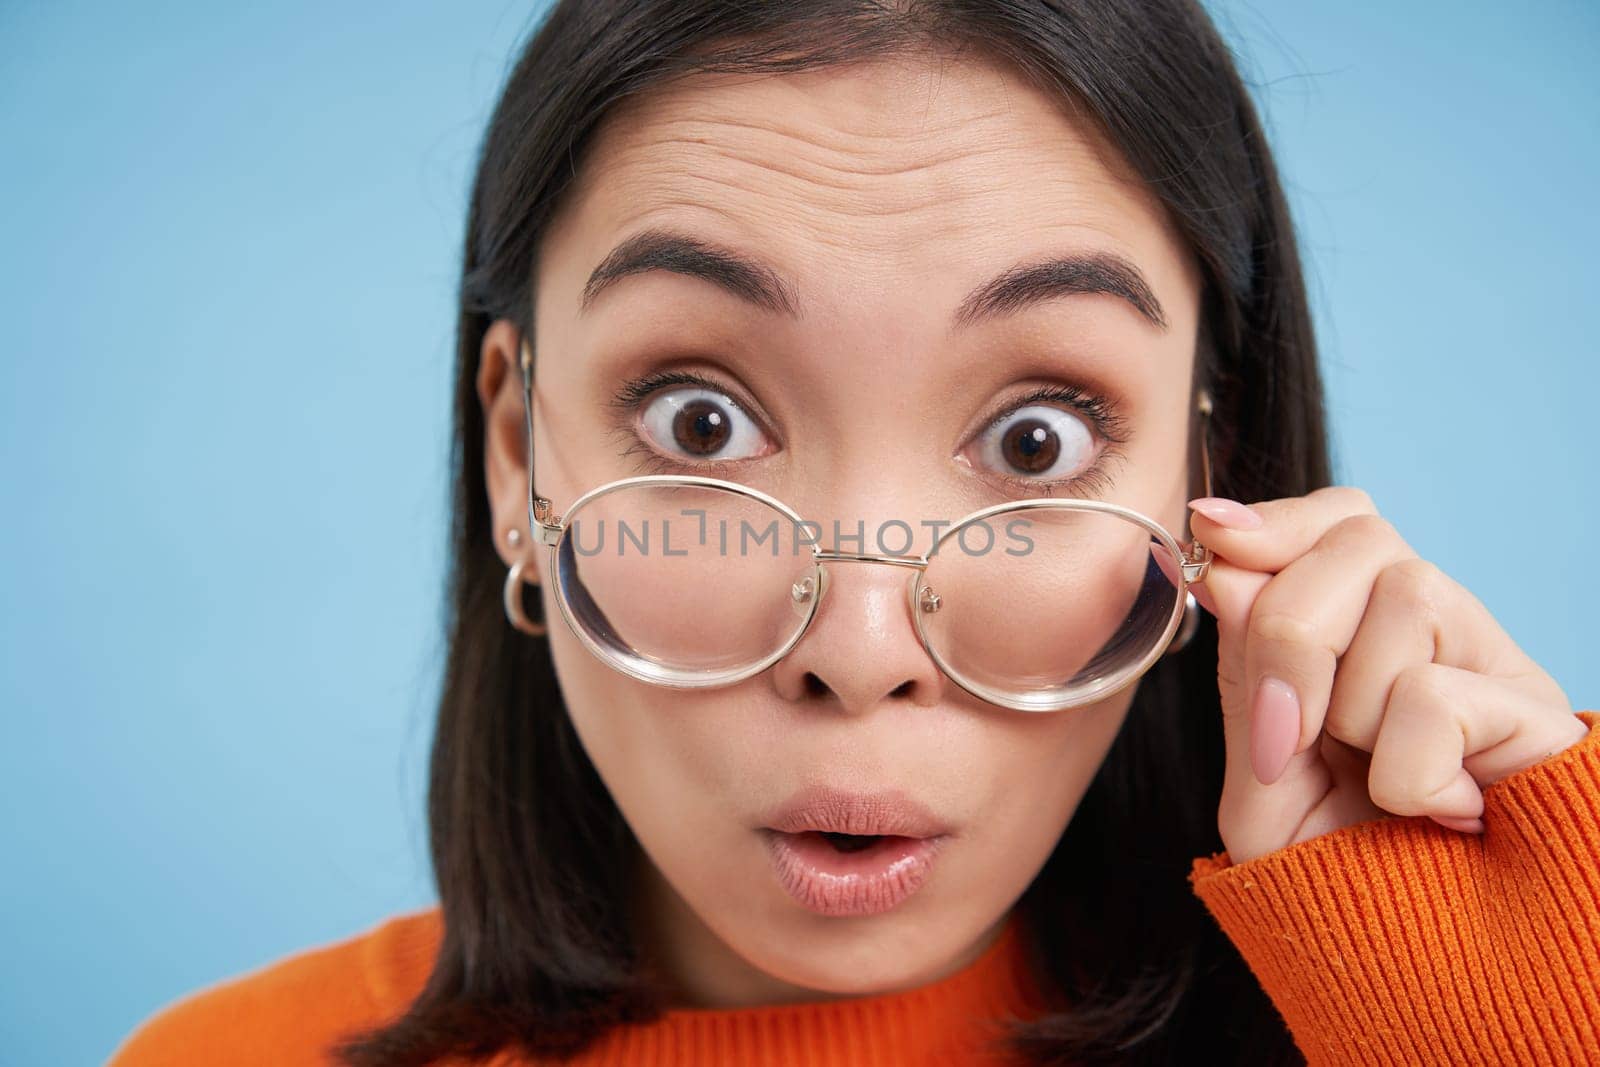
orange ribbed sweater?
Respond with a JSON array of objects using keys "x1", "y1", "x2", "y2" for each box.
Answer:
[{"x1": 109, "y1": 711, "x2": 1600, "y2": 1066}]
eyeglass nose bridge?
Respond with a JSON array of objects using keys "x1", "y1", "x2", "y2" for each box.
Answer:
[
  {"x1": 812, "y1": 549, "x2": 928, "y2": 569},
  {"x1": 792, "y1": 550, "x2": 942, "y2": 622}
]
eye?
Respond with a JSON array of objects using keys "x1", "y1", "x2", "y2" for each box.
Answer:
[
  {"x1": 634, "y1": 382, "x2": 771, "y2": 463},
  {"x1": 971, "y1": 402, "x2": 1097, "y2": 483}
]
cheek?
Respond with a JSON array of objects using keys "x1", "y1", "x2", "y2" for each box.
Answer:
[
  {"x1": 543, "y1": 620, "x2": 656, "y2": 808},
  {"x1": 979, "y1": 693, "x2": 1133, "y2": 856},
  {"x1": 545, "y1": 623, "x2": 743, "y2": 835}
]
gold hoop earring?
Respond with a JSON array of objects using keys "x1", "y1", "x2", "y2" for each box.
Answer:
[
  {"x1": 1164, "y1": 592, "x2": 1201, "y2": 656},
  {"x1": 503, "y1": 558, "x2": 547, "y2": 637}
]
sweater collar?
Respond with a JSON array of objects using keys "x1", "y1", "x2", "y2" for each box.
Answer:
[
  {"x1": 526, "y1": 910, "x2": 1046, "y2": 1064},
  {"x1": 369, "y1": 908, "x2": 1048, "y2": 1065}
]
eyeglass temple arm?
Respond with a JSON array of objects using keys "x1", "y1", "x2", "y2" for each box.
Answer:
[
  {"x1": 1183, "y1": 388, "x2": 1215, "y2": 583},
  {"x1": 519, "y1": 339, "x2": 564, "y2": 547}
]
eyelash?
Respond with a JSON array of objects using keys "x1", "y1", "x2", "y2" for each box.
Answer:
[
  {"x1": 607, "y1": 370, "x2": 762, "y2": 474},
  {"x1": 979, "y1": 383, "x2": 1132, "y2": 498},
  {"x1": 612, "y1": 369, "x2": 741, "y2": 415},
  {"x1": 608, "y1": 370, "x2": 1131, "y2": 497}
]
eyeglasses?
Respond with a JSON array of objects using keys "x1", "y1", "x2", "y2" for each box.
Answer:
[{"x1": 510, "y1": 339, "x2": 1214, "y2": 712}]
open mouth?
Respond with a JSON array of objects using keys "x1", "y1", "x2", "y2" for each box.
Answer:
[
  {"x1": 778, "y1": 830, "x2": 942, "y2": 856},
  {"x1": 761, "y1": 828, "x2": 949, "y2": 917},
  {"x1": 815, "y1": 831, "x2": 886, "y2": 853}
]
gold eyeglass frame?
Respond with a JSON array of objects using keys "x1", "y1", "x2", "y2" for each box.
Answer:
[{"x1": 512, "y1": 338, "x2": 1215, "y2": 712}]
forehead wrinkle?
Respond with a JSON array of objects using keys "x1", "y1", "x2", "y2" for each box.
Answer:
[
  {"x1": 601, "y1": 171, "x2": 1141, "y2": 274},
  {"x1": 604, "y1": 101, "x2": 1004, "y2": 163},
  {"x1": 619, "y1": 105, "x2": 1030, "y2": 175},
  {"x1": 600, "y1": 137, "x2": 1024, "y2": 219},
  {"x1": 591, "y1": 132, "x2": 1138, "y2": 251},
  {"x1": 585, "y1": 79, "x2": 1118, "y2": 201}
]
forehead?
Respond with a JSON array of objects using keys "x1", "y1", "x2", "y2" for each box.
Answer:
[{"x1": 538, "y1": 50, "x2": 1198, "y2": 334}]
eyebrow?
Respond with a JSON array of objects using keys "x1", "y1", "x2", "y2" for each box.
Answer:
[{"x1": 580, "y1": 226, "x2": 1169, "y2": 331}]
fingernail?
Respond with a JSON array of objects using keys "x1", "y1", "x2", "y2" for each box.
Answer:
[
  {"x1": 1430, "y1": 814, "x2": 1485, "y2": 835},
  {"x1": 1188, "y1": 497, "x2": 1263, "y2": 531},
  {"x1": 1250, "y1": 677, "x2": 1300, "y2": 785}
]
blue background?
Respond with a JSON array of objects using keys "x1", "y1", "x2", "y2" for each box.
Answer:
[{"x1": 3, "y1": 2, "x2": 1595, "y2": 1062}]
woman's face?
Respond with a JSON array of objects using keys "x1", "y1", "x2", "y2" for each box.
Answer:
[{"x1": 479, "y1": 51, "x2": 1202, "y2": 1007}]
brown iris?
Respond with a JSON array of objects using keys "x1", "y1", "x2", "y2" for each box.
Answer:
[
  {"x1": 672, "y1": 399, "x2": 731, "y2": 456},
  {"x1": 1001, "y1": 417, "x2": 1061, "y2": 474}
]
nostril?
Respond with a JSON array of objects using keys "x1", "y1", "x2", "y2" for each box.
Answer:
[
  {"x1": 890, "y1": 680, "x2": 913, "y2": 698},
  {"x1": 803, "y1": 672, "x2": 829, "y2": 697}
]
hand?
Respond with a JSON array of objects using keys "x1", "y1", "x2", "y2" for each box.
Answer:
[{"x1": 1183, "y1": 487, "x2": 1588, "y2": 865}]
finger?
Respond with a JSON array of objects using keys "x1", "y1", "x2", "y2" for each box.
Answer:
[
  {"x1": 1367, "y1": 663, "x2": 1500, "y2": 822},
  {"x1": 1188, "y1": 485, "x2": 1379, "y2": 574},
  {"x1": 1200, "y1": 550, "x2": 1333, "y2": 860},
  {"x1": 1368, "y1": 663, "x2": 1587, "y2": 824},
  {"x1": 1327, "y1": 557, "x2": 1567, "y2": 755},
  {"x1": 1291, "y1": 732, "x2": 1387, "y2": 840},
  {"x1": 1196, "y1": 551, "x2": 1270, "y2": 674},
  {"x1": 1240, "y1": 512, "x2": 1418, "y2": 781}
]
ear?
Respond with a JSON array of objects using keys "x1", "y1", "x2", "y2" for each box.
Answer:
[{"x1": 477, "y1": 317, "x2": 541, "y2": 582}]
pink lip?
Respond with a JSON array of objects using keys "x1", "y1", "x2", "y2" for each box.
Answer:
[
  {"x1": 761, "y1": 829, "x2": 949, "y2": 917},
  {"x1": 758, "y1": 786, "x2": 953, "y2": 917},
  {"x1": 760, "y1": 786, "x2": 952, "y2": 838}
]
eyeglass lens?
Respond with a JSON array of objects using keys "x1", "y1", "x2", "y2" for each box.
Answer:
[{"x1": 552, "y1": 482, "x2": 1185, "y2": 705}]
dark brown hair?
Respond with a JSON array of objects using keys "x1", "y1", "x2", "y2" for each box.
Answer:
[{"x1": 335, "y1": 1, "x2": 1328, "y2": 1063}]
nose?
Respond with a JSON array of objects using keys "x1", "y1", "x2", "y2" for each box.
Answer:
[{"x1": 768, "y1": 554, "x2": 948, "y2": 712}]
